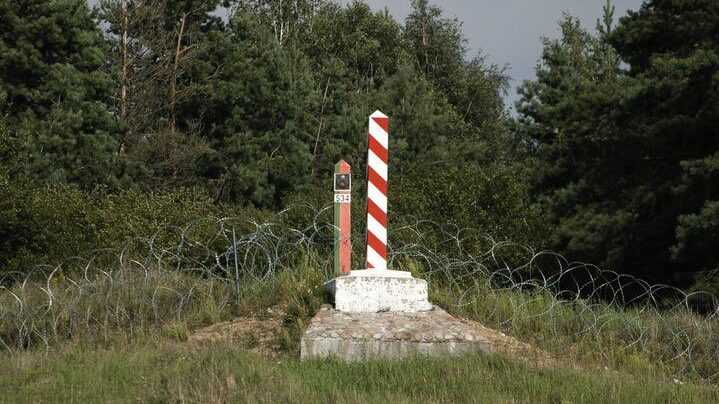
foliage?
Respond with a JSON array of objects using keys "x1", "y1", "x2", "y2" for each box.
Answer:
[
  {"x1": 6, "y1": 3, "x2": 719, "y2": 400},
  {"x1": 0, "y1": 0, "x2": 119, "y2": 188},
  {"x1": 0, "y1": 180, "x2": 241, "y2": 281},
  {"x1": 516, "y1": 13, "x2": 626, "y2": 271},
  {"x1": 166, "y1": 0, "x2": 513, "y2": 214},
  {"x1": 611, "y1": 0, "x2": 719, "y2": 280},
  {"x1": 98, "y1": 0, "x2": 226, "y2": 189},
  {"x1": 516, "y1": 0, "x2": 719, "y2": 287},
  {"x1": 0, "y1": 181, "x2": 95, "y2": 280},
  {"x1": 195, "y1": 15, "x2": 319, "y2": 206},
  {"x1": 394, "y1": 160, "x2": 542, "y2": 252},
  {"x1": 404, "y1": 0, "x2": 509, "y2": 133},
  {"x1": 6, "y1": 0, "x2": 719, "y2": 307}
]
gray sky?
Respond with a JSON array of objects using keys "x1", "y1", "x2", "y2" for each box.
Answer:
[{"x1": 338, "y1": 0, "x2": 645, "y2": 108}]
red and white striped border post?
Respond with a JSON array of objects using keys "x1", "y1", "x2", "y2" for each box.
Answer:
[{"x1": 366, "y1": 110, "x2": 389, "y2": 270}]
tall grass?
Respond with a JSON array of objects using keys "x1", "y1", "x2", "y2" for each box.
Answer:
[
  {"x1": 0, "y1": 254, "x2": 328, "y2": 352},
  {"x1": 1, "y1": 204, "x2": 719, "y2": 384}
]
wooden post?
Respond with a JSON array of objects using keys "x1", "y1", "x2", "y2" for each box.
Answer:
[{"x1": 334, "y1": 160, "x2": 352, "y2": 275}]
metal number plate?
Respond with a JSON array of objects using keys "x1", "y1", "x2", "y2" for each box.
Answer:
[{"x1": 334, "y1": 194, "x2": 351, "y2": 204}]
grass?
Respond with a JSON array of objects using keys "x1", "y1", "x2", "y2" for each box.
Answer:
[
  {"x1": 2, "y1": 262, "x2": 718, "y2": 403},
  {"x1": 1, "y1": 341, "x2": 717, "y2": 403},
  {"x1": 3, "y1": 214, "x2": 719, "y2": 402},
  {"x1": 429, "y1": 282, "x2": 719, "y2": 382},
  {"x1": 0, "y1": 252, "x2": 327, "y2": 353}
]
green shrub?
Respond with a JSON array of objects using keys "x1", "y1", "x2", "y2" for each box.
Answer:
[
  {"x1": 393, "y1": 161, "x2": 545, "y2": 264},
  {"x1": 0, "y1": 180, "x2": 95, "y2": 280},
  {"x1": 0, "y1": 180, "x2": 262, "y2": 282}
]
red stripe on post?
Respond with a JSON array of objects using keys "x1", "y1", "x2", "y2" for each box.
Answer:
[
  {"x1": 372, "y1": 117, "x2": 389, "y2": 132},
  {"x1": 367, "y1": 232, "x2": 387, "y2": 259},
  {"x1": 368, "y1": 136, "x2": 388, "y2": 163},
  {"x1": 367, "y1": 199, "x2": 387, "y2": 226},
  {"x1": 367, "y1": 167, "x2": 387, "y2": 194}
]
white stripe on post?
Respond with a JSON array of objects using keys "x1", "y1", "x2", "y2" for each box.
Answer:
[
  {"x1": 367, "y1": 214, "x2": 387, "y2": 244},
  {"x1": 369, "y1": 119, "x2": 389, "y2": 149},
  {"x1": 367, "y1": 182, "x2": 387, "y2": 212},
  {"x1": 366, "y1": 245, "x2": 385, "y2": 270},
  {"x1": 367, "y1": 150, "x2": 388, "y2": 180}
]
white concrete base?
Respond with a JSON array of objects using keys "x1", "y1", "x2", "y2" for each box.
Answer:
[{"x1": 325, "y1": 270, "x2": 433, "y2": 313}]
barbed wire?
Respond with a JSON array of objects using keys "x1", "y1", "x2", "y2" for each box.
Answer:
[{"x1": 1, "y1": 204, "x2": 718, "y2": 380}]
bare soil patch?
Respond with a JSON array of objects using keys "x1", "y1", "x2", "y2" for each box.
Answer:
[{"x1": 188, "y1": 308, "x2": 285, "y2": 358}]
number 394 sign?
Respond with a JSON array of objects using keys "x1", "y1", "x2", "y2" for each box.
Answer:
[{"x1": 334, "y1": 194, "x2": 351, "y2": 204}]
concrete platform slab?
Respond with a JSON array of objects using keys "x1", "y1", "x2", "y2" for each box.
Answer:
[{"x1": 301, "y1": 305, "x2": 495, "y2": 361}]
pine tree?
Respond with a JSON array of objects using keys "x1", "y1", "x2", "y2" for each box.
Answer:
[
  {"x1": 609, "y1": 0, "x2": 719, "y2": 284},
  {"x1": 516, "y1": 14, "x2": 630, "y2": 273},
  {"x1": 192, "y1": 9, "x2": 319, "y2": 206},
  {"x1": 0, "y1": 0, "x2": 119, "y2": 188},
  {"x1": 404, "y1": 0, "x2": 508, "y2": 145},
  {"x1": 597, "y1": 0, "x2": 615, "y2": 39},
  {"x1": 519, "y1": 0, "x2": 719, "y2": 286},
  {"x1": 98, "y1": 0, "x2": 225, "y2": 189}
]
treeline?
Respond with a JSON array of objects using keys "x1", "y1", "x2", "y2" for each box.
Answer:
[
  {"x1": 1, "y1": 0, "x2": 718, "y2": 293},
  {"x1": 516, "y1": 0, "x2": 719, "y2": 290},
  {"x1": 0, "y1": 0, "x2": 534, "y2": 278},
  {"x1": 1, "y1": 0, "x2": 513, "y2": 202}
]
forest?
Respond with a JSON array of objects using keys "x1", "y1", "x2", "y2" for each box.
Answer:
[{"x1": 1, "y1": 0, "x2": 718, "y2": 296}]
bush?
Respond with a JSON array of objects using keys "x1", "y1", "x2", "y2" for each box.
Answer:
[
  {"x1": 0, "y1": 180, "x2": 94, "y2": 280},
  {"x1": 0, "y1": 179, "x2": 262, "y2": 282},
  {"x1": 393, "y1": 161, "x2": 545, "y2": 257}
]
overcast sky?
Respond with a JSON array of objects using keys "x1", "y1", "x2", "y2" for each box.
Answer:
[
  {"x1": 337, "y1": 0, "x2": 645, "y2": 108},
  {"x1": 89, "y1": 0, "x2": 646, "y2": 108}
]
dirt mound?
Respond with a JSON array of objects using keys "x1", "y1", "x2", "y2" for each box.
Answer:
[{"x1": 188, "y1": 308, "x2": 284, "y2": 358}]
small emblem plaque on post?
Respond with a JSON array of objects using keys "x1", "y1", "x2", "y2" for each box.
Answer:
[{"x1": 334, "y1": 173, "x2": 351, "y2": 192}]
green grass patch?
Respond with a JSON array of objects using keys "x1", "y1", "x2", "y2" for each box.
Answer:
[{"x1": 0, "y1": 342, "x2": 716, "y2": 403}]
